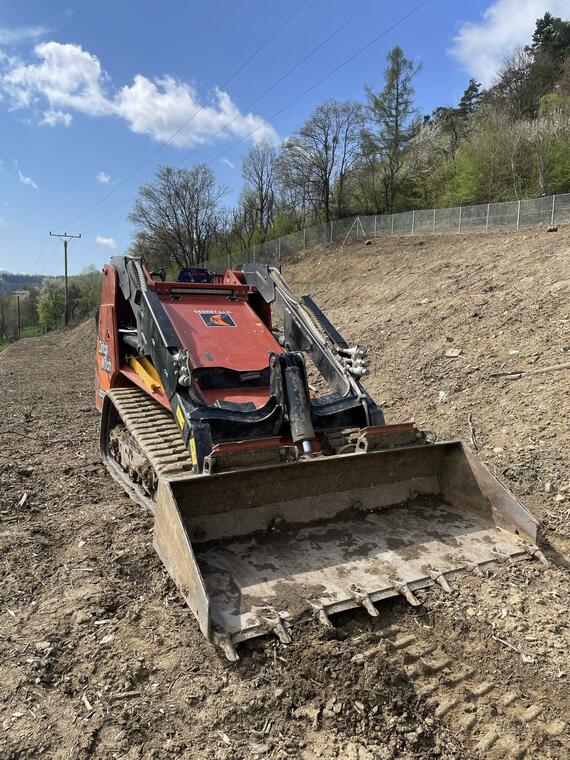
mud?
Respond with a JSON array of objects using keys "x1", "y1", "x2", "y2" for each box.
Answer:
[{"x1": 1, "y1": 227, "x2": 569, "y2": 758}]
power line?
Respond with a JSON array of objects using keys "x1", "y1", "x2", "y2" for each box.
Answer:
[
  {"x1": 42, "y1": 235, "x2": 65, "y2": 275},
  {"x1": 77, "y1": 0, "x2": 432, "y2": 238},
  {"x1": 61, "y1": 0, "x2": 379, "y2": 237},
  {"x1": 56, "y1": 0, "x2": 311, "y2": 232},
  {"x1": 31, "y1": 234, "x2": 51, "y2": 274}
]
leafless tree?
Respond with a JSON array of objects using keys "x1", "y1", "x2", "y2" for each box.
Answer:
[
  {"x1": 129, "y1": 165, "x2": 228, "y2": 268},
  {"x1": 278, "y1": 100, "x2": 364, "y2": 223},
  {"x1": 241, "y1": 142, "x2": 277, "y2": 237}
]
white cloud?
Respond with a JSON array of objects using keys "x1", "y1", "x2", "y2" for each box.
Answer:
[
  {"x1": 0, "y1": 41, "x2": 278, "y2": 146},
  {"x1": 40, "y1": 109, "x2": 72, "y2": 127},
  {"x1": 450, "y1": 1, "x2": 570, "y2": 86},
  {"x1": 0, "y1": 25, "x2": 50, "y2": 45},
  {"x1": 95, "y1": 234, "x2": 116, "y2": 248},
  {"x1": 220, "y1": 157, "x2": 235, "y2": 169},
  {"x1": 96, "y1": 171, "x2": 111, "y2": 183},
  {"x1": 15, "y1": 162, "x2": 38, "y2": 189},
  {"x1": 2, "y1": 41, "x2": 111, "y2": 115},
  {"x1": 0, "y1": 216, "x2": 7, "y2": 228},
  {"x1": 115, "y1": 77, "x2": 278, "y2": 147}
]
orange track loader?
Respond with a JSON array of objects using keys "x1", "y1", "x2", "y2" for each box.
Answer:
[{"x1": 96, "y1": 256, "x2": 543, "y2": 660}]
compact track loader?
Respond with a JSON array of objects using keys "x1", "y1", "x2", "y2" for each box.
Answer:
[{"x1": 96, "y1": 255, "x2": 543, "y2": 660}]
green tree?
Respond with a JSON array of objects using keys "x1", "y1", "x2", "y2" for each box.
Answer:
[
  {"x1": 37, "y1": 279, "x2": 65, "y2": 328},
  {"x1": 363, "y1": 46, "x2": 422, "y2": 212},
  {"x1": 71, "y1": 266, "x2": 103, "y2": 320},
  {"x1": 528, "y1": 12, "x2": 570, "y2": 63}
]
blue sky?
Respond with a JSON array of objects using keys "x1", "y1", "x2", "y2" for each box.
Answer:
[{"x1": 0, "y1": 0, "x2": 565, "y2": 275}]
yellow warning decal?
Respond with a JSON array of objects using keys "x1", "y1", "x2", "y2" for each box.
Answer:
[
  {"x1": 189, "y1": 437, "x2": 198, "y2": 466},
  {"x1": 176, "y1": 405, "x2": 185, "y2": 430}
]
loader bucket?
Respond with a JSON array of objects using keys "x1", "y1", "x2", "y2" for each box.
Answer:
[{"x1": 153, "y1": 441, "x2": 539, "y2": 657}]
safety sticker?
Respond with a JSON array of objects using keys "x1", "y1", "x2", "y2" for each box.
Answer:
[
  {"x1": 198, "y1": 311, "x2": 236, "y2": 327},
  {"x1": 176, "y1": 405, "x2": 186, "y2": 430},
  {"x1": 189, "y1": 437, "x2": 198, "y2": 466}
]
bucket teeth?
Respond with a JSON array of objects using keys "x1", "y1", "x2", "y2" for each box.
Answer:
[
  {"x1": 213, "y1": 632, "x2": 239, "y2": 662},
  {"x1": 310, "y1": 600, "x2": 334, "y2": 629},
  {"x1": 491, "y1": 548, "x2": 515, "y2": 565},
  {"x1": 424, "y1": 565, "x2": 452, "y2": 593},
  {"x1": 393, "y1": 581, "x2": 421, "y2": 606},
  {"x1": 254, "y1": 607, "x2": 292, "y2": 644},
  {"x1": 523, "y1": 543, "x2": 549, "y2": 565},
  {"x1": 455, "y1": 555, "x2": 485, "y2": 577},
  {"x1": 349, "y1": 585, "x2": 379, "y2": 617}
]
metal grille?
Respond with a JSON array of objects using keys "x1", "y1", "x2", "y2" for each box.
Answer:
[{"x1": 213, "y1": 192, "x2": 568, "y2": 271}]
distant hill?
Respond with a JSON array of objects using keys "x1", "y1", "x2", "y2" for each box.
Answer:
[{"x1": 0, "y1": 270, "x2": 47, "y2": 296}]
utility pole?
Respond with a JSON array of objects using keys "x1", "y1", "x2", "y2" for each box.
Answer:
[
  {"x1": 11, "y1": 290, "x2": 29, "y2": 341},
  {"x1": 50, "y1": 231, "x2": 81, "y2": 326}
]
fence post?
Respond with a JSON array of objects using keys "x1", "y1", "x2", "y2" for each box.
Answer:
[
  {"x1": 411, "y1": 209, "x2": 415, "y2": 235},
  {"x1": 330, "y1": 220, "x2": 334, "y2": 243},
  {"x1": 485, "y1": 203, "x2": 490, "y2": 232},
  {"x1": 391, "y1": 214, "x2": 395, "y2": 236},
  {"x1": 373, "y1": 215, "x2": 377, "y2": 238},
  {"x1": 458, "y1": 206, "x2": 462, "y2": 233},
  {"x1": 303, "y1": 228, "x2": 306, "y2": 249},
  {"x1": 432, "y1": 208, "x2": 436, "y2": 234},
  {"x1": 516, "y1": 199, "x2": 521, "y2": 230},
  {"x1": 551, "y1": 194, "x2": 556, "y2": 226}
]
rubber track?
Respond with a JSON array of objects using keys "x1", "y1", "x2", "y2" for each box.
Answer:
[
  {"x1": 352, "y1": 626, "x2": 568, "y2": 758},
  {"x1": 107, "y1": 386, "x2": 195, "y2": 482}
]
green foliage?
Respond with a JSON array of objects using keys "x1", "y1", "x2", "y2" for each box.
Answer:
[
  {"x1": 362, "y1": 46, "x2": 422, "y2": 213},
  {"x1": 37, "y1": 279, "x2": 65, "y2": 328},
  {"x1": 70, "y1": 266, "x2": 103, "y2": 320},
  {"x1": 529, "y1": 12, "x2": 570, "y2": 62}
]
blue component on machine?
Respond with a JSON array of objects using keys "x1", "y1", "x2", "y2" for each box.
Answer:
[{"x1": 177, "y1": 267, "x2": 213, "y2": 283}]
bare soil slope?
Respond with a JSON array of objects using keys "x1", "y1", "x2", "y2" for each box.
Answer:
[{"x1": 1, "y1": 228, "x2": 568, "y2": 759}]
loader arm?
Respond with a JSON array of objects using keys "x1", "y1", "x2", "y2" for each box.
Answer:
[{"x1": 243, "y1": 264, "x2": 382, "y2": 429}]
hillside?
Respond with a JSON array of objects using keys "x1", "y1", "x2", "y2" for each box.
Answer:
[
  {"x1": 284, "y1": 226, "x2": 570, "y2": 551},
  {"x1": 0, "y1": 271, "x2": 45, "y2": 295},
  {"x1": 0, "y1": 228, "x2": 569, "y2": 759}
]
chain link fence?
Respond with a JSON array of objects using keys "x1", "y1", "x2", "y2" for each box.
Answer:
[{"x1": 209, "y1": 192, "x2": 570, "y2": 270}]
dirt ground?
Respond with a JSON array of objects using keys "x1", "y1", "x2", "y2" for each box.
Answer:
[{"x1": 1, "y1": 227, "x2": 569, "y2": 759}]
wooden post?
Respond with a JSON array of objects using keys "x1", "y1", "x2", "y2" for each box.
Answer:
[
  {"x1": 373, "y1": 215, "x2": 377, "y2": 238},
  {"x1": 63, "y1": 239, "x2": 69, "y2": 326},
  {"x1": 485, "y1": 203, "x2": 490, "y2": 231},
  {"x1": 432, "y1": 208, "x2": 436, "y2": 234},
  {"x1": 551, "y1": 195, "x2": 556, "y2": 226},
  {"x1": 391, "y1": 214, "x2": 395, "y2": 236},
  {"x1": 516, "y1": 199, "x2": 521, "y2": 230},
  {"x1": 458, "y1": 206, "x2": 462, "y2": 233},
  {"x1": 411, "y1": 209, "x2": 415, "y2": 235},
  {"x1": 16, "y1": 295, "x2": 21, "y2": 340}
]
